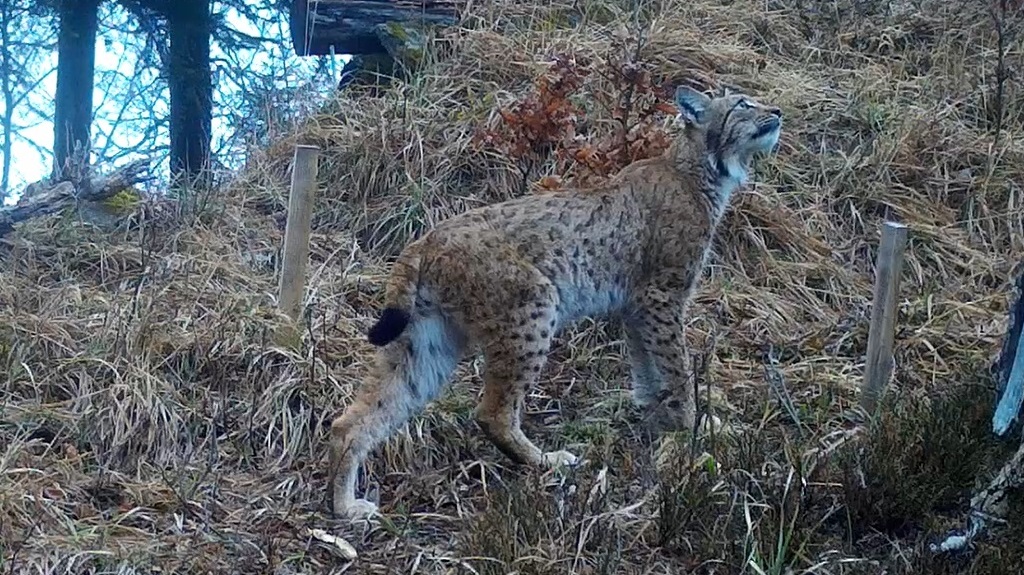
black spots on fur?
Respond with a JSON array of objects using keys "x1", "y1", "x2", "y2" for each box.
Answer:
[
  {"x1": 664, "y1": 365, "x2": 684, "y2": 377},
  {"x1": 367, "y1": 307, "x2": 410, "y2": 346},
  {"x1": 530, "y1": 311, "x2": 541, "y2": 320},
  {"x1": 525, "y1": 333, "x2": 536, "y2": 342},
  {"x1": 517, "y1": 288, "x2": 533, "y2": 304},
  {"x1": 517, "y1": 353, "x2": 533, "y2": 363},
  {"x1": 651, "y1": 313, "x2": 674, "y2": 327},
  {"x1": 666, "y1": 398, "x2": 682, "y2": 410},
  {"x1": 540, "y1": 330, "x2": 549, "y2": 339}
]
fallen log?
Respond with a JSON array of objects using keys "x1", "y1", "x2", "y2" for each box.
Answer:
[
  {"x1": 290, "y1": 0, "x2": 459, "y2": 56},
  {"x1": 0, "y1": 158, "x2": 150, "y2": 237}
]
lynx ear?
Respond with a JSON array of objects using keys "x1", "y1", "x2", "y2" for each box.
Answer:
[{"x1": 674, "y1": 86, "x2": 711, "y2": 124}]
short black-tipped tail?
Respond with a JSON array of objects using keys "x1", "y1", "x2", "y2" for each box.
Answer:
[{"x1": 367, "y1": 307, "x2": 411, "y2": 346}]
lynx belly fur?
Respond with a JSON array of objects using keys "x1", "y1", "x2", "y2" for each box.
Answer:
[{"x1": 328, "y1": 86, "x2": 783, "y2": 519}]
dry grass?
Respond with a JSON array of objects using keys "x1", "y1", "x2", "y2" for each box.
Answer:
[{"x1": 3, "y1": 0, "x2": 1024, "y2": 572}]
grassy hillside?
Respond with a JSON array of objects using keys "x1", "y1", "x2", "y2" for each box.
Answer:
[{"x1": 3, "y1": 0, "x2": 1024, "y2": 573}]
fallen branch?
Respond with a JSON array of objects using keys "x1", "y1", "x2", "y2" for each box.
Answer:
[{"x1": 0, "y1": 159, "x2": 150, "y2": 237}]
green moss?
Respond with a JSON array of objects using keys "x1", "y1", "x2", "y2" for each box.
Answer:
[
  {"x1": 385, "y1": 21, "x2": 410, "y2": 42},
  {"x1": 101, "y1": 187, "x2": 141, "y2": 215}
]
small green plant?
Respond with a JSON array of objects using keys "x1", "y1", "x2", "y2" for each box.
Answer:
[{"x1": 101, "y1": 186, "x2": 142, "y2": 215}]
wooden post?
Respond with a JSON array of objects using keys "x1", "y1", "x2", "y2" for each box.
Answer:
[
  {"x1": 277, "y1": 144, "x2": 320, "y2": 342},
  {"x1": 861, "y1": 221, "x2": 909, "y2": 415}
]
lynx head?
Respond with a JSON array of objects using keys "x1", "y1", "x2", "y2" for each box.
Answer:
[{"x1": 674, "y1": 86, "x2": 782, "y2": 187}]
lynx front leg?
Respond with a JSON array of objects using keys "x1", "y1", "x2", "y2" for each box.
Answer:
[
  {"x1": 623, "y1": 320, "x2": 664, "y2": 408},
  {"x1": 627, "y1": 289, "x2": 697, "y2": 432}
]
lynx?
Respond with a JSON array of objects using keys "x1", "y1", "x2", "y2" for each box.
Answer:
[{"x1": 328, "y1": 86, "x2": 783, "y2": 519}]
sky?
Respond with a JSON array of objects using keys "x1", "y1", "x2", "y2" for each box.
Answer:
[{"x1": 3, "y1": 1, "x2": 348, "y2": 205}]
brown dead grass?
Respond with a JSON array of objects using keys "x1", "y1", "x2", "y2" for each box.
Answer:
[{"x1": 3, "y1": 0, "x2": 1024, "y2": 572}]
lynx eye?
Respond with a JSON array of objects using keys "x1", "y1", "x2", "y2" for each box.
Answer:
[{"x1": 737, "y1": 99, "x2": 753, "y2": 109}]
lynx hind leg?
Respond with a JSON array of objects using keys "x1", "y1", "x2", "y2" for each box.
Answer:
[
  {"x1": 328, "y1": 314, "x2": 463, "y2": 520},
  {"x1": 473, "y1": 296, "x2": 578, "y2": 470}
]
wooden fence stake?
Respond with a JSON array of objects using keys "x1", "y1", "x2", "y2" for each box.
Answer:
[
  {"x1": 861, "y1": 221, "x2": 909, "y2": 416},
  {"x1": 277, "y1": 144, "x2": 320, "y2": 346}
]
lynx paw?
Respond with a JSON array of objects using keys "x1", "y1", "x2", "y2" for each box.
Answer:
[
  {"x1": 334, "y1": 498, "x2": 379, "y2": 520},
  {"x1": 698, "y1": 414, "x2": 724, "y2": 435},
  {"x1": 541, "y1": 450, "x2": 580, "y2": 468}
]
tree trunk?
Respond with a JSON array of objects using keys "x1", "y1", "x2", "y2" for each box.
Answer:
[
  {"x1": 52, "y1": 0, "x2": 100, "y2": 182},
  {"x1": 0, "y1": 2, "x2": 16, "y2": 201},
  {"x1": 167, "y1": 0, "x2": 212, "y2": 190}
]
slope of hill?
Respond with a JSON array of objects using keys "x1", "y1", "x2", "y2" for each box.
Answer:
[{"x1": 2, "y1": 0, "x2": 1024, "y2": 573}]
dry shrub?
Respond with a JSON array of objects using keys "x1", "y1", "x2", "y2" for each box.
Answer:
[{"x1": 471, "y1": 33, "x2": 677, "y2": 192}]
